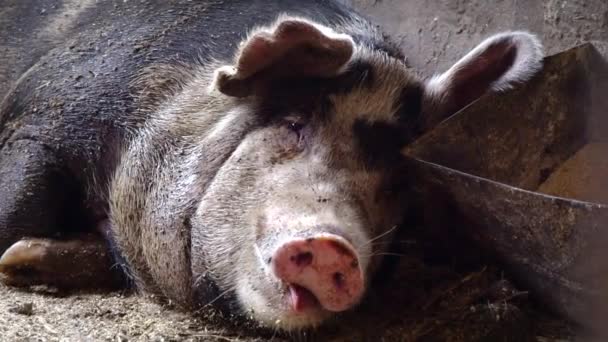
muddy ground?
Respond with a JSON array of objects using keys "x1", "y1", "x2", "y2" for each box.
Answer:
[{"x1": 1, "y1": 0, "x2": 608, "y2": 341}]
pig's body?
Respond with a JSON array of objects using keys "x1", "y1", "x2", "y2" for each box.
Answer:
[
  {"x1": 0, "y1": 0, "x2": 384, "y2": 249},
  {"x1": 0, "y1": 0, "x2": 543, "y2": 330}
]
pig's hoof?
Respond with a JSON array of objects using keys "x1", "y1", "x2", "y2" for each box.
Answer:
[{"x1": 0, "y1": 235, "x2": 125, "y2": 290}]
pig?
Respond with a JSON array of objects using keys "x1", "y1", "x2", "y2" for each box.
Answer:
[{"x1": 0, "y1": 0, "x2": 543, "y2": 331}]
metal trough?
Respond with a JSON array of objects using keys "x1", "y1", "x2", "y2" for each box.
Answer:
[{"x1": 404, "y1": 43, "x2": 608, "y2": 327}]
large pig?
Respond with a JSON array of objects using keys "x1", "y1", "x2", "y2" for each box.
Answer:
[{"x1": 0, "y1": 0, "x2": 542, "y2": 330}]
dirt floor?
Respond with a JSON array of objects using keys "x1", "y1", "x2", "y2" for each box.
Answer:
[
  {"x1": 0, "y1": 266, "x2": 575, "y2": 342},
  {"x1": 0, "y1": 286, "x2": 221, "y2": 341},
  {"x1": 0, "y1": 227, "x2": 580, "y2": 341},
  {"x1": 1, "y1": 0, "x2": 608, "y2": 341}
]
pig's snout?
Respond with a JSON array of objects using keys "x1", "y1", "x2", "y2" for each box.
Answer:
[{"x1": 271, "y1": 234, "x2": 364, "y2": 313}]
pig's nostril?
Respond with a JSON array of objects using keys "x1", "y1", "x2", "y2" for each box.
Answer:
[
  {"x1": 333, "y1": 272, "x2": 345, "y2": 289},
  {"x1": 290, "y1": 251, "x2": 313, "y2": 267}
]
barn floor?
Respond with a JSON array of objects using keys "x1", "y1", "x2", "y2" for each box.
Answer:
[
  {"x1": 0, "y1": 266, "x2": 577, "y2": 341},
  {"x1": 0, "y1": 228, "x2": 581, "y2": 341},
  {"x1": 1, "y1": 0, "x2": 607, "y2": 341},
  {"x1": 0, "y1": 286, "x2": 223, "y2": 341}
]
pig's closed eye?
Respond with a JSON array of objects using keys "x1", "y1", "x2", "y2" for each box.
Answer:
[
  {"x1": 286, "y1": 120, "x2": 305, "y2": 143},
  {"x1": 288, "y1": 121, "x2": 304, "y2": 134},
  {"x1": 276, "y1": 119, "x2": 307, "y2": 153}
]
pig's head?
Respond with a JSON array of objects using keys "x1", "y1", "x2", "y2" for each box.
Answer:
[
  {"x1": 122, "y1": 16, "x2": 543, "y2": 331},
  {"x1": 186, "y1": 16, "x2": 544, "y2": 331}
]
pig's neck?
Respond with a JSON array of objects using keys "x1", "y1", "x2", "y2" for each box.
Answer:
[{"x1": 109, "y1": 63, "x2": 259, "y2": 307}]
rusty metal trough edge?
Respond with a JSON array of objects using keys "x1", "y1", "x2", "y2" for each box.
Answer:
[{"x1": 403, "y1": 43, "x2": 608, "y2": 328}]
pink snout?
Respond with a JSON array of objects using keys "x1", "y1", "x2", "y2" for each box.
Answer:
[{"x1": 271, "y1": 234, "x2": 364, "y2": 312}]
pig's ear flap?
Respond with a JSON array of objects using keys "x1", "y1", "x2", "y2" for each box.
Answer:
[
  {"x1": 422, "y1": 32, "x2": 543, "y2": 127},
  {"x1": 213, "y1": 17, "x2": 355, "y2": 97}
]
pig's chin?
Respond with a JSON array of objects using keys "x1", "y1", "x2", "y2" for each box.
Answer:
[{"x1": 236, "y1": 276, "x2": 333, "y2": 330}]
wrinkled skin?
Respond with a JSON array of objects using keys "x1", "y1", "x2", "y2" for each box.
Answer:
[{"x1": 0, "y1": 0, "x2": 543, "y2": 331}]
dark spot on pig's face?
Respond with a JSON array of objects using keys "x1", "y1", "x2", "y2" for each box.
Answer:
[
  {"x1": 395, "y1": 84, "x2": 424, "y2": 138},
  {"x1": 353, "y1": 120, "x2": 407, "y2": 169},
  {"x1": 191, "y1": 48, "x2": 417, "y2": 330}
]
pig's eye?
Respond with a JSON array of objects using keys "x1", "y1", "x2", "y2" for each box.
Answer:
[
  {"x1": 280, "y1": 119, "x2": 307, "y2": 150},
  {"x1": 287, "y1": 121, "x2": 305, "y2": 135}
]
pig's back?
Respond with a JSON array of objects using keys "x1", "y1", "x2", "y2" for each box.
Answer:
[
  {"x1": 0, "y1": 0, "x2": 362, "y2": 191},
  {"x1": 0, "y1": 0, "x2": 358, "y2": 98}
]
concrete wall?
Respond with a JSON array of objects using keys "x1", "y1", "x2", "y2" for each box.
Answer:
[{"x1": 350, "y1": 0, "x2": 608, "y2": 78}]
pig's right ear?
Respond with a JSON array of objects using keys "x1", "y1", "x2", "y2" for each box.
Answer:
[
  {"x1": 422, "y1": 32, "x2": 543, "y2": 128},
  {"x1": 212, "y1": 17, "x2": 355, "y2": 97}
]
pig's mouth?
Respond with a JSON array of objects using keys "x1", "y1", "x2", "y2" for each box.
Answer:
[
  {"x1": 286, "y1": 283, "x2": 322, "y2": 313},
  {"x1": 248, "y1": 231, "x2": 369, "y2": 329}
]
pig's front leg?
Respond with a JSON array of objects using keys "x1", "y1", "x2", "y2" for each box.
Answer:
[
  {"x1": 0, "y1": 220, "x2": 127, "y2": 290},
  {"x1": 0, "y1": 139, "x2": 124, "y2": 289}
]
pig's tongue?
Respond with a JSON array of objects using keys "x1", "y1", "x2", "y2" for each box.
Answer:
[{"x1": 289, "y1": 284, "x2": 320, "y2": 312}]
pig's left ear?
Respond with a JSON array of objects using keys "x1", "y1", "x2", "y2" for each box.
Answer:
[
  {"x1": 213, "y1": 17, "x2": 355, "y2": 97},
  {"x1": 423, "y1": 31, "x2": 543, "y2": 126}
]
